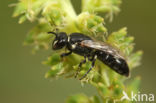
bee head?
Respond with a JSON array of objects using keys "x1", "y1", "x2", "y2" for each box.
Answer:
[{"x1": 48, "y1": 32, "x2": 68, "y2": 50}]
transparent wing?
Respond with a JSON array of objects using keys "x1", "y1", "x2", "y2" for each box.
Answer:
[{"x1": 80, "y1": 40, "x2": 124, "y2": 58}]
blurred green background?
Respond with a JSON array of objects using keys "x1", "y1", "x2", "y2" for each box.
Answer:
[{"x1": 0, "y1": 0, "x2": 156, "y2": 103}]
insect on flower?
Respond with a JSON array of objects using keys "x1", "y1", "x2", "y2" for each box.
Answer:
[{"x1": 48, "y1": 31, "x2": 130, "y2": 80}]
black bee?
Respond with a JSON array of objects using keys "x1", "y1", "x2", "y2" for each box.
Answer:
[{"x1": 48, "y1": 32, "x2": 129, "y2": 80}]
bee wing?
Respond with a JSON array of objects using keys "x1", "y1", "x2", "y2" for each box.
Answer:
[{"x1": 80, "y1": 40, "x2": 123, "y2": 58}]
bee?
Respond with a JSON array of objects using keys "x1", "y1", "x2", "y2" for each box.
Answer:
[{"x1": 48, "y1": 31, "x2": 129, "y2": 80}]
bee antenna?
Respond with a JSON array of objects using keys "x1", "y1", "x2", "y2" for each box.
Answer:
[{"x1": 48, "y1": 32, "x2": 58, "y2": 37}]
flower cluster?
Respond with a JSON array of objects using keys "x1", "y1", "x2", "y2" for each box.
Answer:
[{"x1": 12, "y1": 0, "x2": 142, "y2": 102}]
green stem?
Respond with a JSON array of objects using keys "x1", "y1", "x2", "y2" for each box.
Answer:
[
  {"x1": 81, "y1": 0, "x2": 89, "y2": 12},
  {"x1": 58, "y1": 0, "x2": 77, "y2": 20},
  {"x1": 58, "y1": 0, "x2": 79, "y2": 33}
]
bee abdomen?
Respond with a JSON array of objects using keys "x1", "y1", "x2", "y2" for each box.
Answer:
[{"x1": 97, "y1": 51, "x2": 129, "y2": 77}]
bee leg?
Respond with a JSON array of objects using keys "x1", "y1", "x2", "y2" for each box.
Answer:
[
  {"x1": 75, "y1": 56, "x2": 87, "y2": 78},
  {"x1": 60, "y1": 51, "x2": 72, "y2": 58},
  {"x1": 79, "y1": 55, "x2": 97, "y2": 80}
]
